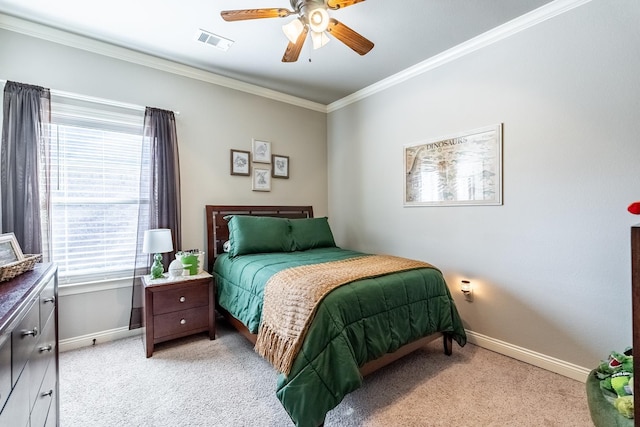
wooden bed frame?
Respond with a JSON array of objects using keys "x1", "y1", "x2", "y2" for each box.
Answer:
[{"x1": 205, "y1": 204, "x2": 452, "y2": 377}]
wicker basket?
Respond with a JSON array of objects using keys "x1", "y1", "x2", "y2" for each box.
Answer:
[{"x1": 0, "y1": 254, "x2": 42, "y2": 282}]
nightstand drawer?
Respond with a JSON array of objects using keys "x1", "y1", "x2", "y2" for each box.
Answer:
[
  {"x1": 153, "y1": 284, "x2": 209, "y2": 315},
  {"x1": 153, "y1": 306, "x2": 209, "y2": 339}
]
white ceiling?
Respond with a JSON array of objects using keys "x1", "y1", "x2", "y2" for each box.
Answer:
[{"x1": 0, "y1": 0, "x2": 555, "y2": 105}]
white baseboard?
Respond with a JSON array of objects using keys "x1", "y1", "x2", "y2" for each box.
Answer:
[
  {"x1": 466, "y1": 330, "x2": 590, "y2": 383},
  {"x1": 59, "y1": 326, "x2": 142, "y2": 353},
  {"x1": 58, "y1": 326, "x2": 591, "y2": 382}
]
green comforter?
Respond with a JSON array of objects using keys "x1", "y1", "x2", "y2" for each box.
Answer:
[{"x1": 213, "y1": 247, "x2": 466, "y2": 427}]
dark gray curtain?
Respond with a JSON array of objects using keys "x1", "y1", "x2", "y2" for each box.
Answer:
[
  {"x1": 1, "y1": 81, "x2": 51, "y2": 256},
  {"x1": 129, "y1": 107, "x2": 182, "y2": 329}
]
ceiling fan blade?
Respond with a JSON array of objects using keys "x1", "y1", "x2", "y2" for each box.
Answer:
[
  {"x1": 326, "y1": 0, "x2": 366, "y2": 10},
  {"x1": 326, "y1": 18, "x2": 374, "y2": 56},
  {"x1": 221, "y1": 8, "x2": 293, "y2": 22},
  {"x1": 282, "y1": 26, "x2": 309, "y2": 62}
]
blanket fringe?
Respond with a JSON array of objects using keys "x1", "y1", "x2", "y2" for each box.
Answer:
[{"x1": 255, "y1": 323, "x2": 305, "y2": 374}]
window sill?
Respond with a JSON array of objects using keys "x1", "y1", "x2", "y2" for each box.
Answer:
[{"x1": 59, "y1": 276, "x2": 134, "y2": 297}]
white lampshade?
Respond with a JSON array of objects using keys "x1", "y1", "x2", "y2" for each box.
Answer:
[
  {"x1": 311, "y1": 31, "x2": 330, "y2": 49},
  {"x1": 143, "y1": 229, "x2": 174, "y2": 254},
  {"x1": 282, "y1": 18, "x2": 305, "y2": 44},
  {"x1": 308, "y1": 8, "x2": 329, "y2": 33}
]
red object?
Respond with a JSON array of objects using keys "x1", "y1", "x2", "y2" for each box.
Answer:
[{"x1": 628, "y1": 202, "x2": 640, "y2": 215}]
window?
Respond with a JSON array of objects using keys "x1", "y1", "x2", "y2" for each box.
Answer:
[{"x1": 45, "y1": 95, "x2": 147, "y2": 284}]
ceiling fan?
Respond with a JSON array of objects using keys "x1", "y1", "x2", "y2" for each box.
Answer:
[{"x1": 220, "y1": 0, "x2": 374, "y2": 63}]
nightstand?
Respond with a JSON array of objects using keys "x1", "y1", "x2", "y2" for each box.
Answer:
[{"x1": 142, "y1": 271, "x2": 215, "y2": 358}]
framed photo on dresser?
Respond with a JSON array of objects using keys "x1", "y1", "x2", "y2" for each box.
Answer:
[{"x1": 0, "y1": 232, "x2": 24, "y2": 266}]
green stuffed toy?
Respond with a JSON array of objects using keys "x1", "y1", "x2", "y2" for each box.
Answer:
[
  {"x1": 596, "y1": 348, "x2": 634, "y2": 418},
  {"x1": 615, "y1": 395, "x2": 634, "y2": 419}
]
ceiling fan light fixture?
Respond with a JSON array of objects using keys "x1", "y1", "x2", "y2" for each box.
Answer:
[
  {"x1": 221, "y1": 0, "x2": 373, "y2": 62},
  {"x1": 308, "y1": 7, "x2": 329, "y2": 33},
  {"x1": 282, "y1": 18, "x2": 305, "y2": 44},
  {"x1": 311, "y1": 31, "x2": 330, "y2": 49}
]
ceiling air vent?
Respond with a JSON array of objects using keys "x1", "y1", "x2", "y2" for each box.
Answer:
[{"x1": 195, "y1": 29, "x2": 233, "y2": 51}]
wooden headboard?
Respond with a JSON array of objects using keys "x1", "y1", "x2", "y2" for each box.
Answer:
[{"x1": 205, "y1": 205, "x2": 314, "y2": 270}]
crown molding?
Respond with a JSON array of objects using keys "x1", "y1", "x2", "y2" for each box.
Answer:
[
  {"x1": 327, "y1": 0, "x2": 593, "y2": 113},
  {"x1": 0, "y1": 0, "x2": 592, "y2": 114},
  {"x1": 0, "y1": 13, "x2": 327, "y2": 113}
]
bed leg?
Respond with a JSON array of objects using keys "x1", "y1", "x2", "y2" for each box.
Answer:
[{"x1": 443, "y1": 334, "x2": 453, "y2": 356}]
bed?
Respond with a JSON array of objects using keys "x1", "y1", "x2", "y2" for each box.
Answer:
[{"x1": 206, "y1": 205, "x2": 466, "y2": 427}]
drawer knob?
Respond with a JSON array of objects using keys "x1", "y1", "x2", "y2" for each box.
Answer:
[
  {"x1": 44, "y1": 297, "x2": 56, "y2": 304},
  {"x1": 41, "y1": 390, "x2": 53, "y2": 398},
  {"x1": 39, "y1": 344, "x2": 53, "y2": 353},
  {"x1": 180, "y1": 319, "x2": 186, "y2": 325},
  {"x1": 179, "y1": 296, "x2": 186, "y2": 303},
  {"x1": 22, "y1": 327, "x2": 38, "y2": 337}
]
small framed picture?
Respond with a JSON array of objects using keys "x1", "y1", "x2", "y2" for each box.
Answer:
[
  {"x1": 0, "y1": 232, "x2": 25, "y2": 266},
  {"x1": 230, "y1": 149, "x2": 250, "y2": 176},
  {"x1": 252, "y1": 139, "x2": 271, "y2": 163},
  {"x1": 252, "y1": 168, "x2": 271, "y2": 191},
  {"x1": 272, "y1": 155, "x2": 289, "y2": 179}
]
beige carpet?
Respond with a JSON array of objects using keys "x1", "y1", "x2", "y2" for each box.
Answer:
[{"x1": 59, "y1": 321, "x2": 593, "y2": 426}]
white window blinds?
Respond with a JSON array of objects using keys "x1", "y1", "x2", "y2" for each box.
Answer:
[{"x1": 46, "y1": 95, "x2": 147, "y2": 284}]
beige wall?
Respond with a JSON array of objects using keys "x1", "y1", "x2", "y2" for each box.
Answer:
[
  {"x1": 0, "y1": 27, "x2": 328, "y2": 343},
  {"x1": 328, "y1": 0, "x2": 640, "y2": 370}
]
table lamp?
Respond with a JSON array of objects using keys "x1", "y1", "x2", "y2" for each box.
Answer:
[{"x1": 143, "y1": 229, "x2": 174, "y2": 279}]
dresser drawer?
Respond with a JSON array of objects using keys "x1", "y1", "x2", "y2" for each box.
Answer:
[
  {"x1": 39, "y1": 277, "x2": 56, "y2": 329},
  {"x1": 153, "y1": 283, "x2": 209, "y2": 315},
  {"x1": 29, "y1": 313, "x2": 56, "y2": 409},
  {"x1": 0, "y1": 362, "x2": 29, "y2": 427},
  {"x1": 154, "y1": 306, "x2": 209, "y2": 339},
  {"x1": 11, "y1": 299, "x2": 39, "y2": 386},
  {"x1": 30, "y1": 360, "x2": 56, "y2": 427},
  {"x1": 44, "y1": 392, "x2": 57, "y2": 427},
  {"x1": 0, "y1": 333, "x2": 11, "y2": 410}
]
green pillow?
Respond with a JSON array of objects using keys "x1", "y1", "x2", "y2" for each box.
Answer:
[
  {"x1": 290, "y1": 217, "x2": 336, "y2": 251},
  {"x1": 225, "y1": 215, "x2": 293, "y2": 257}
]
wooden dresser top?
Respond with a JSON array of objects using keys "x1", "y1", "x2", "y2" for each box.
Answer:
[{"x1": 0, "y1": 263, "x2": 56, "y2": 333}]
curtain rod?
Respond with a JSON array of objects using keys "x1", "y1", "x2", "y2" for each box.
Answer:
[{"x1": 0, "y1": 79, "x2": 179, "y2": 115}]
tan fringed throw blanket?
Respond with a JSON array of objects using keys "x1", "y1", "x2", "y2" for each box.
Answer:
[{"x1": 254, "y1": 255, "x2": 436, "y2": 375}]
